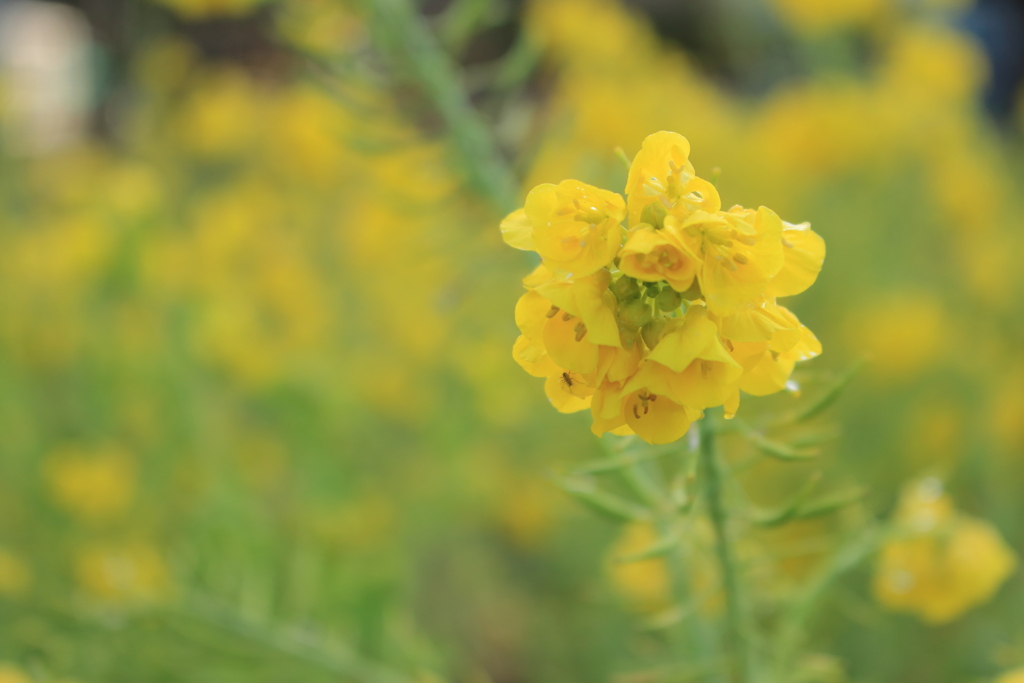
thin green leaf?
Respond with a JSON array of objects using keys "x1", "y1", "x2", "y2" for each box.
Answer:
[
  {"x1": 554, "y1": 476, "x2": 652, "y2": 523},
  {"x1": 789, "y1": 359, "x2": 866, "y2": 424},
  {"x1": 752, "y1": 472, "x2": 823, "y2": 527},
  {"x1": 793, "y1": 488, "x2": 867, "y2": 520},
  {"x1": 747, "y1": 433, "x2": 820, "y2": 461},
  {"x1": 614, "y1": 531, "x2": 681, "y2": 564}
]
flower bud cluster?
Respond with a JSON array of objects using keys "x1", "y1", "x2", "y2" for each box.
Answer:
[{"x1": 503, "y1": 131, "x2": 825, "y2": 444}]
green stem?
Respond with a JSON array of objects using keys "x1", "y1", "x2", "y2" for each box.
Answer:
[
  {"x1": 699, "y1": 414, "x2": 754, "y2": 683},
  {"x1": 365, "y1": 0, "x2": 521, "y2": 213}
]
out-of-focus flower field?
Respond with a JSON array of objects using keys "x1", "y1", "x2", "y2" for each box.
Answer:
[{"x1": 1, "y1": 0, "x2": 1023, "y2": 681}]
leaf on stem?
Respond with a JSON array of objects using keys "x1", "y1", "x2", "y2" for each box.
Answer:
[
  {"x1": 554, "y1": 475, "x2": 653, "y2": 523},
  {"x1": 752, "y1": 472, "x2": 823, "y2": 527},
  {"x1": 787, "y1": 359, "x2": 866, "y2": 424},
  {"x1": 746, "y1": 432, "x2": 820, "y2": 461},
  {"x1": 613, "y1": 530, "x2": 681, "y2": 564}
]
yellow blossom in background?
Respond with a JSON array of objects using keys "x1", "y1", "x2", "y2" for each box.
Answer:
[
  {"x1": 771, "y1": 0, "x2": 886, "y2": 34},
  {"x1": 873, "y1": 479, "x2": 1017, "y2": 624},
  {"x1": 149, "y1": 0, "x2": 266, "y2": 20},
  {"x1": 0, "y1": 664, "x2": 30, "y2": 683},
  {"x1": 74, "y1": 543, "x2": 172, "y2": 604},
  {"x1": 997, "y1": 668, "x2": 1024, "y2": 683},
  {"x1": 275, "y1": 0, "x2": 365, "y2": 58},
  {"x1": 502, "y1": 131, "x2": 824, "y2": 443},
  {"x1": 607, "y1": 522, "x2": 671, "y2": 613},
  {"x1": 0, "y1": 549, "x2": 31, "y2": 597},
  {"x1": 174, "y1": 68, "x2": 261, "y2": 159},
  {"x1": 847, "y1": 292, "x2": 948, "y2": 382},
  {"x1": 44, "y1": 445, "x2": 136, "y2": 522}
]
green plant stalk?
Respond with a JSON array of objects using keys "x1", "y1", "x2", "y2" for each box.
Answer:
[
  {"x1": 657, "y1": 504, "x2": 730, "y2": 683},
  {"x1": 365, "y1": 0, "x2": 520, "y2": 214},
  {"x1": 699, "y1": 414, "x2": 755, "y2": 683}
]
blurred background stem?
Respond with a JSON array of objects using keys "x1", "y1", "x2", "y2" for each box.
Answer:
[
  {"x1": 365, "y1": 0, "x2": 521, "y2": 214},
  {"x1": 700, "y1": 413, "x2": 756, "y2": 683}
]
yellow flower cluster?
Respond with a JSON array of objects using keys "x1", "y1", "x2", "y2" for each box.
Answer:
[
  {"x1": 873, "y1": 479, "x2": 1018, "y2": 624},
  {"x1": 503, "y1": 131, "x2": 824, "y2": 444}
]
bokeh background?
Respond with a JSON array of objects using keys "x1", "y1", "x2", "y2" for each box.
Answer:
[{"x1": 1, "y1": 0, "x2": 1024, "y2": 681}]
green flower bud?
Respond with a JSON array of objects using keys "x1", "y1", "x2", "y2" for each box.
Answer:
[
  {"x1": 640, "y1": 202, "x2": 668, "y2": 230},
  {"x1": 641, "y1": 317, "x2": 669, "y2": 350},
  {"x1": 643, "y1": 282, "x2": 662, "y2": 298},
  {"x1": 611, "y1": 275, "x2": 641, "y2": 301},
  {"x1": 679, "y1": 278, "x2": 703, "y2": 302},
  {"x1": 655, "y1": 287, "x2": 683, "y2": 313},
  {"x1": 618, "y1": 298, "x2": 653, "y2": 331}
]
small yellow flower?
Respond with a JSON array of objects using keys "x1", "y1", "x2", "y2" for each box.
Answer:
[
  {"x1": 75, "y1": 543, "x2": 172, "y2": 605},
  {"x1": 771, "y1": 0, "x2": 884, "y2": 34},
  {"x1": 997, "y1": 668, "x2": 1024, "y2": 683},
  {"x1": 673, "y1": 207, "x2": 784, "y2": 316},
  {"x1": 44, "y1": 445, "x2": 136, "y2": 522},
  {"x1": 0, "y1": 549, "x2": 31, "y2": 598},
  {"x1": 502, "y1": 131, "x2": 823, "y2": 443},
  {"x1": 873, "y1": 479, "x2": 1017, "y2": 624},
  {"x1": 0, "y1": 664, "x2": 30, "y2": 683},
  {"x1": 625, "y1": 131, "x2": 720, "y2": 227},
  {"x1": 607, "y1": 522, "x2": 671, "y2": 613},
  {"x1": 504, "y1": 179, "x2": 626, "y2": 276},
  {"x1": 618, "y1": 224, "x2": 699, "y2": 292}
]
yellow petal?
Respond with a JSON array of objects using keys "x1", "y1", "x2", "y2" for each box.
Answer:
[
  {"x1": 500, "y1": 208, "x2": 534, "y2": 250},
  {"x1": 724, "y1": 390, "x2": 740, "y2": 419},
  {"x1": 766, "y1": 304, "x2": 803, "y2": 353},
  {"x1": 624, "y1": 391, "x2": 697, "y2": 445},
  {"x1": 545, "y1": 371, "x2": 594, "y2": 413},
  {"x1": 648, "y1": 306, "x2": 738, "y2": 372},
  {"x1": 619, "y1": 226, "x2": 697, "y2": 292},
  {"x1": 515, "y1": 290, "x2": 553, "y2": 341},
  {"x1": 574, "y1": 272, "x2": 622, "y2": 347},
  {"x1": 526, "y1": 180, "x2": 625, "y2": 277},
  {"x1": 738, "y1": 351, "x2": 795, "y2": 396},
  {"x1": 543, "y1": 312, "x2": 599, "y2": 374},
  {"x1": 590, "y1": 383, "x2": 628, "y2": 436},
  {"x1": 523, "y1": 263, "x2": 554, "y2": 288},
  {"x1": 716, "y1": 298, "x2": 794, "y2": 343},
  {"x1": 664, "y1": 359, "x2": 744, "y2": 411},
  {"x1": 769, "y1": 222, "x2": 826, "y2": 298},
  {"x1": 513, "y1": 335, "x2": 559, "y2": 377},
  {"x1": 534, "y1": 271, "x2": 621, "y2": 347}
]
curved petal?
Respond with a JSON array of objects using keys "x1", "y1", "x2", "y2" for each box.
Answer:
[{"x1": 500, "y1": 208, "x2": 534, "y2": 250}]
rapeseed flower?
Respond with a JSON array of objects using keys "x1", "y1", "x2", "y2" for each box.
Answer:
[
  {"x1": 503, "y1": 131, "x2": 824, "y2": 443},
  {"x1": 997, "y1": 669, "x2": 1024, "y2": 683},
  {"x1": 873, "y1": 479, "x2": 1017, "y2": 624}
]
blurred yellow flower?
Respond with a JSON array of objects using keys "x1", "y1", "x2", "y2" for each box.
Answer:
[
  {"x1": 997, "y1": 668, "x2": 1024, "y2": 683},
  {"x1": 771, "y1": 0, "x2": 885, "y2": 34},
  {"x1": 880, "y1": 26, "x2": 987, "y2": 106},
  {"x1": 607, "y1": 522, "x2": 671, "y2": 613},
  {"x1": 873, "y1": 479, "x2": 1017, "y2": 624},
  {"x1": 848, "y1": 292, "x2": 948, "y2": 382},
  {"x1": 0, "y1": 664, "x2": 30, "y2": 683},
  {"x1": 44, "y1": 445, "x2": 136, "y2": 522},
  {"x1": 150, "y1": 0, "x2": 267, "y2": 20},
  {"x1": 0, "y1": 549, "x2": 31, "y2": 597},
  {"x1": 275, "y1": 0, "x2": 365, "y2": 58},
  {"x1": 175, "y1": 68, "x2": 260, "y2": 158},
  {"x1": 75, "y1": 543, "x2": 172, "y2": 604}
]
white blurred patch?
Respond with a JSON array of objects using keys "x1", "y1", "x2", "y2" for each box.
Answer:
[{"x1": 0, "y1": 0, "x2": 92, "y2": 155}]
